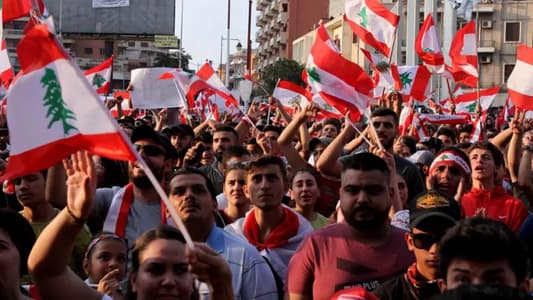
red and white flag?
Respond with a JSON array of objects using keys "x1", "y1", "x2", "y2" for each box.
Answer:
[
  {"x1": 3, "y1": 25, "x2": 135, "y2": 179},
  {"x1": 449, "y1": 21, "x2": 478, "y2": 87},
  {"x1": 453, "y1": 86, "x2": 499, "y2": 115},
  {"x1": 305, "y1": 24, "x2": 373, "y2": 122},
  {"x1": 415, "y1": 14, "x2": 445, "y2": 74},
  {"x1": 84, "y1": 56, "x2": 113, "y2": 94},
  {"x1": 272, "y1": 80, "x2": 310, "y2": 115},
  {"x1": 158, "y1": 68, "x2": 192, "y2": 108},
  {"x1": 418, "y1": 113, "x2": 470, "y2": 125},
  {"x1": 507, "y1": 44, "x2": 533, "y2": 111},
  {"x1": 470, "y1": 116, "x2": 484, "y2": 143},
  {"x1": 0, "y1": 40, "x2": 14, "y2": 88},
  {"x1": 344, "y1": 0, "x2": 399, "y2": 57},
  {"x1": 193, "y1": 63, "x2": 240, "y2": 108},
  {"x1": 396, "y1": 65, "x2": 431, "y2": 101},
  {"x1": 361, "y1": 48, "x2": 401, "y2": 94}
]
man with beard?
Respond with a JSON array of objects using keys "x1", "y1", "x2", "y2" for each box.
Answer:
[
  {"x1": 93, "y1": 125, "x2": 177, "y2": 247},
  {"x1": 287, "y1": 152, "x2": 414, "y2": 299},
  {"x1": 317, "y1": 108, "x2": 425, "y2": 205},
  {"x1": 164, "y1": 123, "x2": 194, "y2": 167}
]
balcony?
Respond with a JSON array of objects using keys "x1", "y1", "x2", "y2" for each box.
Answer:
[
  {"x1": 278, "y1": 31, "x2": 287, "y2": 44},
  {"x1": 265, "y1": 6, "x2": 275, "y2": 17},
  {"x1": 477, "y1": 40, "x2": 496, "y2": 53},
  {"x1": 270, "y1": 0, "x2": 278, "y2": 12},
  {"x1": 277, "y1": 11, "x2": 287, "y2": 24},
  {"x1": 257, "y1": 0, "x2": 268, "y2": 10},
  {"x1": 256, "y1": 15, "x2": 266, "y2": 27},
  {"x1": 474, "y1": 5, "x2": 494, "y2": 13}
]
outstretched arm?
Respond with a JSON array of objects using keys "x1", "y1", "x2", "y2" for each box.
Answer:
[
  {"x1": 316, "y1": 115, "x2": 356, "y2": 177},
  {"x1": 28, "y1": 151, "x2": 102, "y2": 300}
]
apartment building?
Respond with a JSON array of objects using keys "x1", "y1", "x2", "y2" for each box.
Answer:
[
  {"x1": 255, "y1": 0, "x2": 329, "y2": 72},
  {"x1": 293, "y1": 0, "x2": 532, "y2": 103}
]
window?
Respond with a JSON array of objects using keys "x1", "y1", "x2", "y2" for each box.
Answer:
[
  {"x1": 141, "y1": 42, "x2": 149, "y2": 47},
  {"x1": 503, "y1": 63, "x2": 515, "y2": 83},
  {"x1": 128, "y1": 41, "x2": 135, "y2": 47},
  {"x1": 504, "y1": 22, "x2": 521, "y2": 43},
  {"x1": 83, "y1": 48, "x2": 93, "y2": 55},
  {"x1": 100, "y1": 48, "x2": 105, "y2": 55}
]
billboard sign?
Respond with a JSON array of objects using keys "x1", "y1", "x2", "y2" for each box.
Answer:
[{"x1": 154, "y1": 35, "x2": 178, "y2": 48}]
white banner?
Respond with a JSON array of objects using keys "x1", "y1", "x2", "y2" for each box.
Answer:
[
  {"x1": 130, "y1": 68, "x2": 182, "y2": 109},
  {"x1": 92, "y1": 0, "x2": 130, "y2": 8}
]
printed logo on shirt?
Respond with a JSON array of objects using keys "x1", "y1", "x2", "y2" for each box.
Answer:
[{"x1": 335, "y1": 280, "x2": 380, "y2": 292}]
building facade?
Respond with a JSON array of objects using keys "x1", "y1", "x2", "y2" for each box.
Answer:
[
  {"x1": 292, "y1": 0, "x2": 532, "y2": 104},
  {"x1": 255, "y1": 0, "x2": 329, "y2": 72}
]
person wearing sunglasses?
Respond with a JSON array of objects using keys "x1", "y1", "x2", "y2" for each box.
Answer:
[
  {"x1": 374, "y1": 190, "x2": 462, "y2": 300},
  {"x1": 47, "y1": 125, "x2": 178, "y2": 248}
]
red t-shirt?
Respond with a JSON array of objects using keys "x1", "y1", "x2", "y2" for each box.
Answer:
[
  {"x1": 461, "y1": 186, "x2": 528, "y2": 232},
  {"x1": 287, "y1": 223, "x2": 414, "y2": 299}
]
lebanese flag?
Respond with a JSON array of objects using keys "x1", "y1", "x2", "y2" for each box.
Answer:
[
  {"x1": 507, "y1": 44, "x2": 533, "y2": 111},
  {"x1": 344, "y1": 0, "x2": 399, "y2": 57},
  {"x1": 453, "y1": 86, "x2": 499, "y2": 114},
  {"x1": 450, "y1": 21, "x2": 478, "y2": 87},
  {"x1": 415, "y1": 14, "x2": 445, "y2": 74},
  {"x1": 3, "y1": 25, "x2": 135, "y2": 180},
  {"x1": 3, "y1": 0, "x2": 33, "y2": 23},
  {"x1": 398, "y1": 103, "x2": 414, "y2": 136},
  {"x1": 396, "y1": 65, "x2": 431, "y2": 101},
  {"x1": 193, "y1": 63, "x2": 239, "y2": 108},
  {"x1": 0, "y1": 40, "x2": 14, "y2": 88},
  {"x1": 272, "y1": 80, "x2": 310, "y2": 115},
  {"x1": 361, "y1": 48, "x2": 401, "y2": 93},
  {"x1": 84, "y1": 56, "x2": 113, "y2": 94},
  {"x1": 305, "y1": 24, "x2": 373, "y2": 122},
  {"x1": 411, "y1": 114, "x2": 429, "y2": 141},
  {"x1": 470, "y1": 116, "x2": 484, "y2": 143},
  {"x1": 418, "y1": 113, "x2": 470, "y2": 125}
]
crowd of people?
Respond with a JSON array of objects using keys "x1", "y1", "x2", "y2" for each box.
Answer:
[{"x1": 1, "y1": 92, "x2": 533, "y2": 300}]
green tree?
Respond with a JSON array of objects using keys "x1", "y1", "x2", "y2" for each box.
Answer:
[
  {"x1": 260, "y1": 58, "x2": 305, "y2": 94},
  {"x1": 92, "y1": 73, "x2": 106, "y2": 88},
  {"x1": 41, "y1": 68, "x2": 77, "y2": 135},
  {"x1": 154, "y1": 50, "x2": 192, "y2": 72}
]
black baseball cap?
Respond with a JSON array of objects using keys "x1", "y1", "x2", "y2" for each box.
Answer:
[
  {"x1": 164, "y1": 123, "x2": 195, "y2": 138},
  {"x1": 131, "y1": 125, "x2": 178, "y2": 159},
  {"x1": 409, "y1": 190, "x2": 461, "y2": 230}
]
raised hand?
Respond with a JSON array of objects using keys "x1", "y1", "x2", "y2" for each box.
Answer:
[
  {"x1": 63, "y1": 150, "x2": 96, "y2": 222},
  {"x1": 186, "y1": 243, "x2": 232, "y2": 287},
  {"x1": 97, "y1": 269, "x2": 122, "y2": 298}
]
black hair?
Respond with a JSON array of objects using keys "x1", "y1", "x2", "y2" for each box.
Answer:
[
  {"x1": 246, "y1": 155, "x2": 287, "y2": 184},
  {"x1": 437, "y1": 127, "x2": 457, "y2": 143},
  {"x1": 263, "y1": 125, "x2": 282, "y2": 136},
  {"x1": 400, "y1": 136, "x2": 417, "y2": 155},
  {"x1": 214, "y1": 125, "x2": 238, "y2": 142},
  {"x1": 341, "y1": 152, "x2": 390, "y2": 182},
  {"x1": 371, "y1": 107, "x2": 399, "y2": 124},
  {"x1": 222, "y1": 146, "x2": 250, "y2": 166},
  {"x1": 289, "y1": 168, "x2": 318, "y2": 188},
  {"x1": 439, "y1": 217, "x2": 529, "y2": 284},
  {"x1": 469, "y1": 141, "x2": 504, "y2": 167},
  {"x1": 127, "y1": 226, "x2": 198, "y2": 300},
  {"x1": 323, "y1": 118, "x2": 341, "y2": 132},
  {"x1": 98, "y1": 158, "x2": 129, "y2": 188},
  {"x1": 0, "y1": 209, "x2": 36, "y2": 277},
  {"x1": 171, "y1": 167, "x2": 217, "y2": 200},
  {"x1": 431, "y1": 284, "x2": 533, "y2": 300}
]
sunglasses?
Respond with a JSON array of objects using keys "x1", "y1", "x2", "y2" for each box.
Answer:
[
  {"x1": 134, "y1": 144, "x2": 165, "y2": 157},
  {"x1": 412, "y1": 232, "x2": 445, "y2": 250}
]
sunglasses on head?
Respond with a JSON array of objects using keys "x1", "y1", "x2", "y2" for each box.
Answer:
[
  {"x1": 412, "y1": 232, "x2": 445, "y2": 250},
  {"x1": 134, "y1": 144, "x2": 165, "y2": 157}
]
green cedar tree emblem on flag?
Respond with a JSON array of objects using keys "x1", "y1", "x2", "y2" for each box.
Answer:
[
  {"x1": 423, "y1": 48, "x2": 434, "y2": 53},
  {"x1": 41, "y1": 68, "x2": 78, "y2": 135},
  {"x1": 358, "y1": 6, "x2": 369, "y2": 28},
  {"x1": 400, "y1": 72, "x2": 413, "y2": 87},
  {"x1": 307, "y1": 67, "x2": 320, "y2": 83},
  {"x1": 465, "y1": 101, "x2": 477, "y2": 113},
  {"x1": 92, "y1": 73, "x2": 106, "y2": 88}
]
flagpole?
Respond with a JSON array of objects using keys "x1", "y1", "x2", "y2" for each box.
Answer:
[
  {"x1": 445, "y1": 78, "x2": 455, "y2": 111},
  {"x1": 132, "y1": 151, "x2": 195, "y2": 248},
  {"x1": 475, "y1": 2, "x2": 481, "y2": 110},
  {"x1": 171, "y1": 78, "x2": 193, "y2": 126}
]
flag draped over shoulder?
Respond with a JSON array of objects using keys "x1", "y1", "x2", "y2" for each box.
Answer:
[
  {"x1": 3, "y1": 25, "x2": 135, "y2": 180},
  {"x1": 415, "y1": 14, "x2": 445, "y2": 74},
  {"x1": 449, "y1": 21, "x2": 478, "y2": 87},
  {"x1": 344, "y1": 0, "x2": 399, "y2": 57},
  {"x1": 305, "y1": 24, "x2": 373, "y2": 122},
  {"x1": 84, "y1": 56, "x2": 113, "y2": 94},
  {"x1": 507, "y1": 44, "x2": 533, "y2": 111}
]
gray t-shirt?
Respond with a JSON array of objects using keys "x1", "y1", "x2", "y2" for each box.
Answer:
[{"x1": 93, "y1": 186, "x2": 162, "y2": 248}]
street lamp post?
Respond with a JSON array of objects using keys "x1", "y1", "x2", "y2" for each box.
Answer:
[
  {"x1": 178, "y1": 0, "x2": 184, "y2": 69},
  {"x1": 219, "y1": 36, "x2": 240, "y2": 84},
  {"x1": 226, "y1": 0, "x2": 231, "y2": 87}
]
